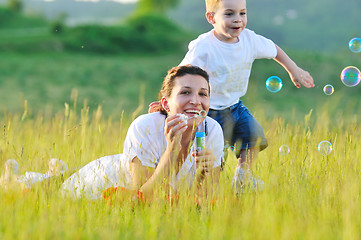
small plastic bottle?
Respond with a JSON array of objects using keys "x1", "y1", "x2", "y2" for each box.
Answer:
[{"x1": 196, "y1": 132, "x2": 206, "y2": 152}]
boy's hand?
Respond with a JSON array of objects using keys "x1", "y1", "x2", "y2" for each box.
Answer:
[
  {"x1": 274, "y1": 45, "x2": 315, "y2": 89},
  {"x1": 289, "y1": 66, "x2": 315, "y2": 89},
  {"x1": 148, "y1": 101, "x2": 161, "y2": 113}
]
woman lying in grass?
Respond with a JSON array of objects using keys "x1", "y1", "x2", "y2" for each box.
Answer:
[{"x1": 61, "y1": 65, "x2": 224, "y2": 201}]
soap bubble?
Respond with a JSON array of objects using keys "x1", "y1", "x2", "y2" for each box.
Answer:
[
  {"x1": 266, "y1": 76, "x2": 283, "y2": 93},
  {"x1": 199, "y1": 110, "x2": 207, "y2": 118},
  {"x1": 279, "y1": 145, "x2": 290, "y2": 155},
  {"x1": 349, "y1": 38, "x2": 361, "y2": 53},
  {"x1": 340, "y1": 66, "x2": 361, "y2": 87},
  {"x1": 318, "y1": 141, "x2": 333, "y2": 156},
  {"x1": 323, "y1": 84, "x2": 334, "y2": 95}
]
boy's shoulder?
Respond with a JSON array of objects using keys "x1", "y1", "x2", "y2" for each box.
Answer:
[
  {"x1": 239, "y1": 28, "x2": 258, "y2": 39},
  {"x1": 189, "y1": 28, "x2": 258, "y2": 47},
  {"x1": 188, "y1": 30, "x2": 214, "y2": 49}
]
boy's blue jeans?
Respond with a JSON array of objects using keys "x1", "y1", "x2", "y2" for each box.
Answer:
[{"x1": 208, "y1": 100, "x2": 268, "y2": 158}]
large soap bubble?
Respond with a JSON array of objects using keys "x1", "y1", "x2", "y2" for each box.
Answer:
[
  {"x1": 266, "y1": 76, "x2": 283, "y2": 93},
  {"x1": 349, "y1": 38, "x2": 361, "y2": 53},
  {"x1": 340, "y1": 66, "x2": 361, "y2": 87},
  {"x1": 318, "y1": 141, "x2": 333, "y2": 156},
  {"x1": 279, "y1": 145, "x2": 290, "y2": 155}
]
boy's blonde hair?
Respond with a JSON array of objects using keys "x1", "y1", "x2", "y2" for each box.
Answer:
[{"x1": 205, "y1": 0, "x2": 223, "y2": 12}]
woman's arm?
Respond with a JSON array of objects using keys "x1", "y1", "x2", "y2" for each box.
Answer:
[
  {"x1": 130, "y1": 148, "x2": 182, "y2": 199},
  {"x1": 193, "y1": 149, "x2": 220, "y2": 197},
  {"x1": 130, "y1": 114, "x2": 189, "y2": 199}
]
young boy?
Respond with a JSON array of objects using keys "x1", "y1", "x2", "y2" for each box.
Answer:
[
  {"x1": 149, "y1": 0, "x2": 314, "y2": 191},
  {"x1": 178, "y1": 0, "x2": 314, "y2": 191}
]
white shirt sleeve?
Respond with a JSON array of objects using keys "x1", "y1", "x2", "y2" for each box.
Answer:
[
  {"x1": 123, "y1": 113, "x2": 166, "y2": 168},
  {"x1": 179, "y1": 44, "x2": 208, "y2": 68},
  {"x1": 248, "y1": 30, "x2": 277, "y2": 59},
  {"x1": 179, "y1": 32, "x2": 213, "y2": 69}
]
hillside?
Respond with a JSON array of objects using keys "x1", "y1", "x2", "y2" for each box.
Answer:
[
  {"x1": 0, "y1": 0, "x2": 359, "y2": 52},
  {"x1": 169, "y1": 0, "x2": 361, "y2": 53},
  {"x1": 0, "y1": 0, "x2": 136, "y2": 25}
]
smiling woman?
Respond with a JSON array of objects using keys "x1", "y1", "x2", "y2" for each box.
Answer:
[{"x1": 61, "y1": 65, "x2": 224, "y2": 201}]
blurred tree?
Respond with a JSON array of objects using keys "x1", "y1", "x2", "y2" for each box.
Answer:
[
  {"x1": 137, "y1": 0, "x2": 179, "y2": 13},
  {"x1": 51, "y1": 13, "x2": 67, "y2": 34},
  {"x1": 7, "y1": 0, "x2": 23, "y2": 12}
]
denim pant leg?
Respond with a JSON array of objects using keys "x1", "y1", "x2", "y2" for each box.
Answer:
[
  {"x1": 231, "y1": 102, "x2": 268, "y2": 152},
  {"x1": 208, "y1": 108, "x2": 235, "y2": 147}
]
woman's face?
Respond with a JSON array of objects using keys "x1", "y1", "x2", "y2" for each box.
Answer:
[{"x1": 162, "y1": 74, "x2": 210, "y2": 126}]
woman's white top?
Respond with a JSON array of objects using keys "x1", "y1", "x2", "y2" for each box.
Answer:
[
  {"x1": 61, "y1": 112, "x2": 224, "y2": 199},
  {"x1": 18, "y1": 172, "x2": 51, "y2": 188}
]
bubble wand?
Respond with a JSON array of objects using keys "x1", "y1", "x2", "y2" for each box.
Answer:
[{"x1": 179, "y1": 110, "x2": 207, "y2": 121}]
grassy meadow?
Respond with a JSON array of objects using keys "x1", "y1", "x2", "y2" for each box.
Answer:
[
  {"x1": 0, "y1": 99, "x2": 360, "y2": 239},
  {"x1": 1, "y1": 7, "x2": 361, "y2": 240},
  {"x1": 0, "y1": 49, "x2": 361, "y2": 240}
]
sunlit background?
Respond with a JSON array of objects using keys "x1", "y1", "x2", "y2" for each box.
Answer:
[
  {"x1": 0, "y1": 0, "x2": 360, "y2": 119},
  {"x1": 0, "y1": 1, "x2": 361, "y2": 239}
]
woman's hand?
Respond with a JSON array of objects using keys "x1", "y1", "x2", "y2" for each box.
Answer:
[
  {"x1": 192, "y1": 149, "x2": 218, "y2": 198},
  {"x1": 192, "y1": 149, "x2": 215, "y2": 174},
  {"x1": 164, "y1": 114, "x2": 188, "y2": 152}
]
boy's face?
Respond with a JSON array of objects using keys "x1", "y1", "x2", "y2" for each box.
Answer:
[{"x1": 206, "y1": 0, "x2": 247, "y2": 43}]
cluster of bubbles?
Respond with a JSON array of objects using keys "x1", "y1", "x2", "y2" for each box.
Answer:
[
  {"x1": 338, "y1": 38, "x2": 361, "y2": 88},
  {"x1": 278, "y1": 140, "x2": 333, "y2": 156},
  {"x1": 266, "y1": 38, "x2": 360, "y2": 94},
  {"x1": 265, "y1": 38, "x2": 356, "y2": 157}
]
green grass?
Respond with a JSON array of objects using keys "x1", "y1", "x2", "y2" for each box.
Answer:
[
  {"x1": 1, "y1": 6, "x2": 361, "y2": 239},
  {"x1": 0, "y1": 104, "x2": 360, "y2": 239},
  {"x1": 0, "y1": 52, "x2": 183, "y2": 119}
]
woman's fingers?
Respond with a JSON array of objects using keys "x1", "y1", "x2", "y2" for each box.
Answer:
[
  {"x1": 164, "y1": 114, "x2": 187, "y2": 138},
  {"x1": 192, "y1": 149, "x2": 215, "y2": 172}
]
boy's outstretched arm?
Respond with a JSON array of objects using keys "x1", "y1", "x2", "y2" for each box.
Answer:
[{"x1": 273, "y1": 45, "x2": 315, "y2": 88}]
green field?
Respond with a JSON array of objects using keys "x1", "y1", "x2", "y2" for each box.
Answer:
[
  {"x1": 0, "y1": 103, "x2": 360, "y2": 239},
  {"x1": 0, "y1": 49, "x2": 360, "y2": 121},
  {"x1": 1, "y1": 51, "x2": 361, "y2": 240},
  {"x1": 1, "y1": 6, "x2": 361, "y2": 239},
  {"x1": 0, "y1": 50, "x2": 360, "y2": 240}
]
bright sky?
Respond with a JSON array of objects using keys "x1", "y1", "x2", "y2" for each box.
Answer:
[
  {"x1": 43, "y1": 0, "x2": 138, "y2": 3},
  {"x1": 76, "y1": 0, "x2": 138, "y2": 3}
]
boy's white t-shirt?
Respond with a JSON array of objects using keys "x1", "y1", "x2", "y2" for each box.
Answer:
[
  {"x1": 123, "y1": 112, "x2": 224, "y2": 189},
  {"x1": 180, "y1": 29, "x2": 277, "y2": 110}
]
